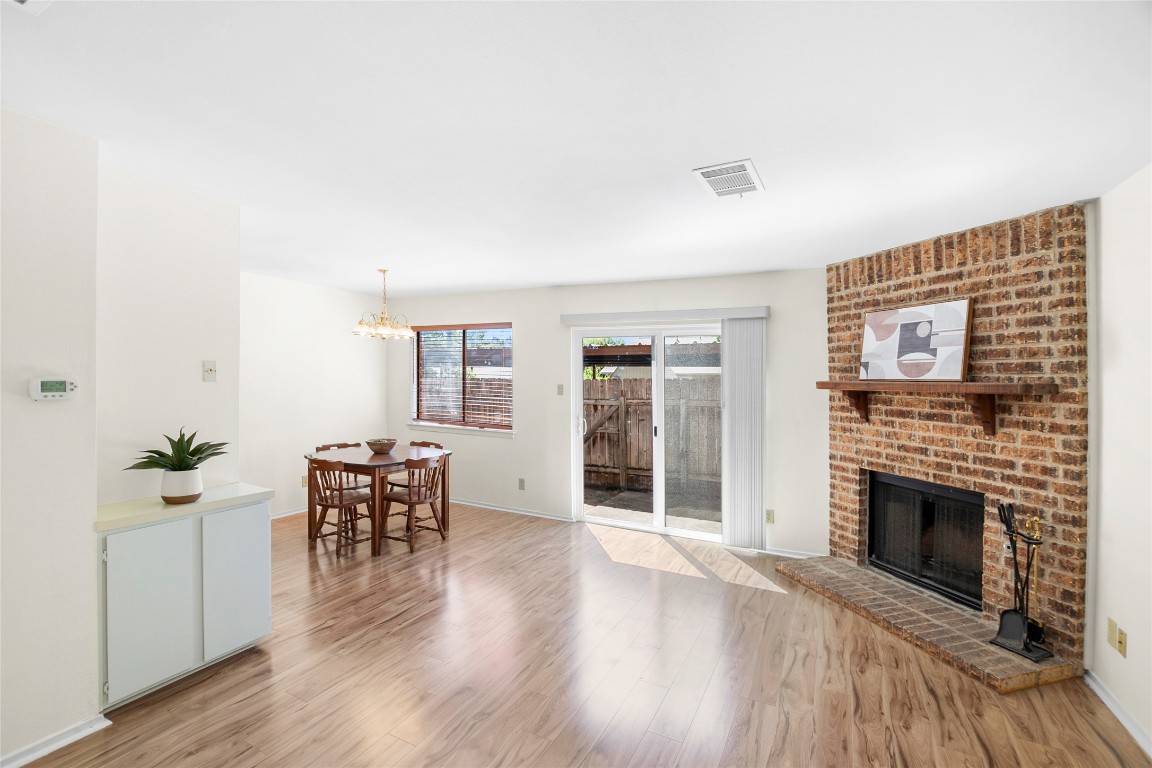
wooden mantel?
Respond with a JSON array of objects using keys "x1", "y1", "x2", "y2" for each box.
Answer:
[{"x1": 816, "y1": 380, "x2": 1059, "y2": 436}]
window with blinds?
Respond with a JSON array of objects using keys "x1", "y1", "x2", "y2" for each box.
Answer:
[{"x1": 414, "y1": 323, "x2": 512, "y2": 429}]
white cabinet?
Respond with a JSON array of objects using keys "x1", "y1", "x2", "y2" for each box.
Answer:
[
  {"x1": 203, "y1": 503, "x2": 272, "y2": 661},
  {"x1": 105, "y1": 517, "x2": 198, "y2": 703},
  {"x1": 98, "y1": 484, "x2": 273, "y2": 709}
]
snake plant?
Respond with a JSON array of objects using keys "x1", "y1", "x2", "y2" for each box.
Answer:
[{"x1": 124, "y1": 427, "x2": 228, "y2": 471}]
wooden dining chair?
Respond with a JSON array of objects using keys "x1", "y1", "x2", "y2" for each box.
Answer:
[
  {"x1": 386, "y1": 440, "x2": 443, "y2": 492},
  {"x1": 380, "y1": 455, "x2": 445, "y2": 553},
  {"x1": 309, "y1": 457, "x2": 374, "y2": 557},
  {"x1": 316, "y1": 442, "x2": 370, "y2": 490}
]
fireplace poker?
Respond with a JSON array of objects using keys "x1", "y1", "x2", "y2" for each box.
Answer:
[
  {"x1": 1019, "y1": 520, "x2": 1040, "y2": 628},
  {"x1": 1026, "y1": 516, "x2": 1046, "y2": 643},
  {"x1": 991, "y1": 502, "x2": 1053, "y2": 661}
]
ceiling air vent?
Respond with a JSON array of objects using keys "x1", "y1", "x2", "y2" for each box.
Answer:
[
  {"x1": 692, "y1": 158, "x2": 763, "y2": 198},
  {"x1": 9, "y1": 0, "x2": 55, "y2": 14}
]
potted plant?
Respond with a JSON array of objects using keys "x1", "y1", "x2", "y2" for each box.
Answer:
[{"x1": 124, "y1": 427, "x2": 228, "y2": 504}]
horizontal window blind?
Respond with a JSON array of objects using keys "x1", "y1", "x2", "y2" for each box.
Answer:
[
  {"x1": 415, "y1": 324, "x2": 512, "y2": 429},
  {"x1": 417, "y1": 329, "x2": 464, "y2": 423}
]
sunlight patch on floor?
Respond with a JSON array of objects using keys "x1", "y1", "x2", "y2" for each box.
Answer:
[
  {"x1": 586, "y1": 524, "x2": 708, "y2": 579},
  {"x1": 676, "y1": 538, "x2": 787, "y2": 594},
  {"x1": 585, "y1": 524, "x2": 787, "y2": 593}
]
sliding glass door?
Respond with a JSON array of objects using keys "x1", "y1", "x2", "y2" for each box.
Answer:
[
  {"x1": 580, "y1": 333, "x2": 657, "y2": 527},
  {"x1": 576, "y1": 327, "x2": 721, "y2": 539},
  {"x1": 662, "y1": 335, "x2": 722, "y2": 535}
]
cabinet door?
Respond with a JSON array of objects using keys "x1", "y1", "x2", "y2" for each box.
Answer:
[
  {"x1": 105, "y1": 517, "x2": 197, "y2": 703},
  {"x1": 202, "y1": 501, "x2": 271, "y2": 661}
]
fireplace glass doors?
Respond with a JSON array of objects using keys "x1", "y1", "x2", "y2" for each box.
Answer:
[{"x1": 868, "y1": 472, "x2": 984, "y2": 609}]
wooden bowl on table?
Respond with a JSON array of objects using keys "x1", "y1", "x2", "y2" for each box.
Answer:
[{"x1": 366, "y1": 438, "x2": 397, "y2": 454}]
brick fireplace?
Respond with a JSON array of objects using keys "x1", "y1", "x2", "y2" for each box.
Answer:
[{"x1": 819, "y1": 205, "x2": 1089, "y2": 667}]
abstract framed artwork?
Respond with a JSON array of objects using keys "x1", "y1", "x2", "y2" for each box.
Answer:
[{"x1": 859, "y1": 298, "x2": 973, "y2": 381}]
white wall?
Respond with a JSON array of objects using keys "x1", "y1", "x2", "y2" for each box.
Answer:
[
  {"x1": 1090, "y1": 163, "x2": 1151, "y2": 743},
  {"x1": 239, "y1": 272, "x2": 388, "y2": 515},
  {"x1": 385, "y1": 269, "x2": 831, "y2": 556},
  {"x1": 95, "y1": 166, "x2": 240, "y2": 504},
  {"x1": 1, "y1": 111, "x2": 102, "y2": 756}
]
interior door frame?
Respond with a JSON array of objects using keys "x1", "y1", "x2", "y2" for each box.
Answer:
[{"x1": 570, "y1": 323, "x2": 722, "y2": 541}]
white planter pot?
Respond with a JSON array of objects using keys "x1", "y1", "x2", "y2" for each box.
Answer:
[{"x1": 161, "y1": 468, "x2": 203, "y2": 504}]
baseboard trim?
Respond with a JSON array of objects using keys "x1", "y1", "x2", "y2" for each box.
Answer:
[
  {"x1": 1084, "y1": 671, "x2": 1152, "y2": 759},
  {"x1": 271, "y1": 505, "x2": 305, "y2": 520},
  {"x1": 451, "y1": 498, "x2": 573, "y2": 522},
  {"x1": 1, "y1": 715, "x2": 111, "y2": 768},
  {"x1": 762, "y1": 546, "x2": 822, "y2": 560}
]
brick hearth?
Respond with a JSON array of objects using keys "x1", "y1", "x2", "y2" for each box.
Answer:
[
  {"x1": 776, "y1": 557, "x2": 1077, "y2": 693},
  {"x1": 813, "y1": 204, "x2": 1089, "y2": 669}
]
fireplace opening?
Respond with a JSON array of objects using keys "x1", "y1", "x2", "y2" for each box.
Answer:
[{"x1": 868, "y1": 472, "x2": 984, "y2": 610}]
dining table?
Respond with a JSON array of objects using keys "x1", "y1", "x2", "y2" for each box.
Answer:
[{"x1": 304, "y1": 443, "x2": 452, "y2": 556}]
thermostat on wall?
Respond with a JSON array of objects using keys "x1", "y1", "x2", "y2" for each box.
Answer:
[{"x1": 29, "y1": 377, "x2": 78, "y2": 400}]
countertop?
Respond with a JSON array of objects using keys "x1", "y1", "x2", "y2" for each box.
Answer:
[{"x1": 96, "y1": 482, "x2": 275, "y2": 532}]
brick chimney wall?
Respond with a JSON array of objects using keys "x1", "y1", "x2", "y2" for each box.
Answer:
[{"x1": 825, "y1": 205, "x2": 1088, "y2": 664}]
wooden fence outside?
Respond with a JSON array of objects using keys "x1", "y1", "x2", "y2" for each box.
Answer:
[
  {"x1": 419, "y1": 378, "x2": 512, "y2": 427},
  {"x1": 583, "y1": 378, "x2": 721, "y2": 491}
]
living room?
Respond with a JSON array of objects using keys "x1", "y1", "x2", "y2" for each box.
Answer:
[{"x1": 1, "y1": 2, "x2": 1148, "y2": 766}]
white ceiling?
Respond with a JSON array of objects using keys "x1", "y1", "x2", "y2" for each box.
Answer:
[{"x1": 2, "y1": 1, "x2": 1148, "y2": 298}]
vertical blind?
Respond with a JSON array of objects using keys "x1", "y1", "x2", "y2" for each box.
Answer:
[
  {"x1": 720, "y1": 316, "x2": 766, "y2": 549},
  {"x1": 415, "y1": 323, "x2": 513, "y2": 428}
]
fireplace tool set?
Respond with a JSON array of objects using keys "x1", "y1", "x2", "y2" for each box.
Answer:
[{"x1": 991, "y1": 501, "x2": 1053, "y2": 661}]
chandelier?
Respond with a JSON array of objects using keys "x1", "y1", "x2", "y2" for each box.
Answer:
[{"x1": 353, "y1": 268, "x2": 415, "y2": 340}]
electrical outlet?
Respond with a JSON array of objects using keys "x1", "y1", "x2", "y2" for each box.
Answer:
[
  {"x1": 1116, "y1": 628, "x2": 1127, "y2": 657},
  {"x1": 518, "y1": 478, "x2": 526, "y2": 491},
  {"x1": 301, "y1": 475, "x2": 308, "y2": 488},
  {"x1": 557, "y1": 384, "x2": 564, "y2": 396},
  {"x1": 1108, "y1": 617, "x2": 1118, "y2": 648},
  {"x1": 202, "y1": 360, "x2": 217, "y2": 382},
  {"x1": 765, "y1": 509, "x2": 775, "y2": 524}
]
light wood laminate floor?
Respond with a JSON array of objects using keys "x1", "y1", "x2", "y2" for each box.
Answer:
[{"x1": 35, "y1": 506, "x2": 1148, "y2": 767}]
